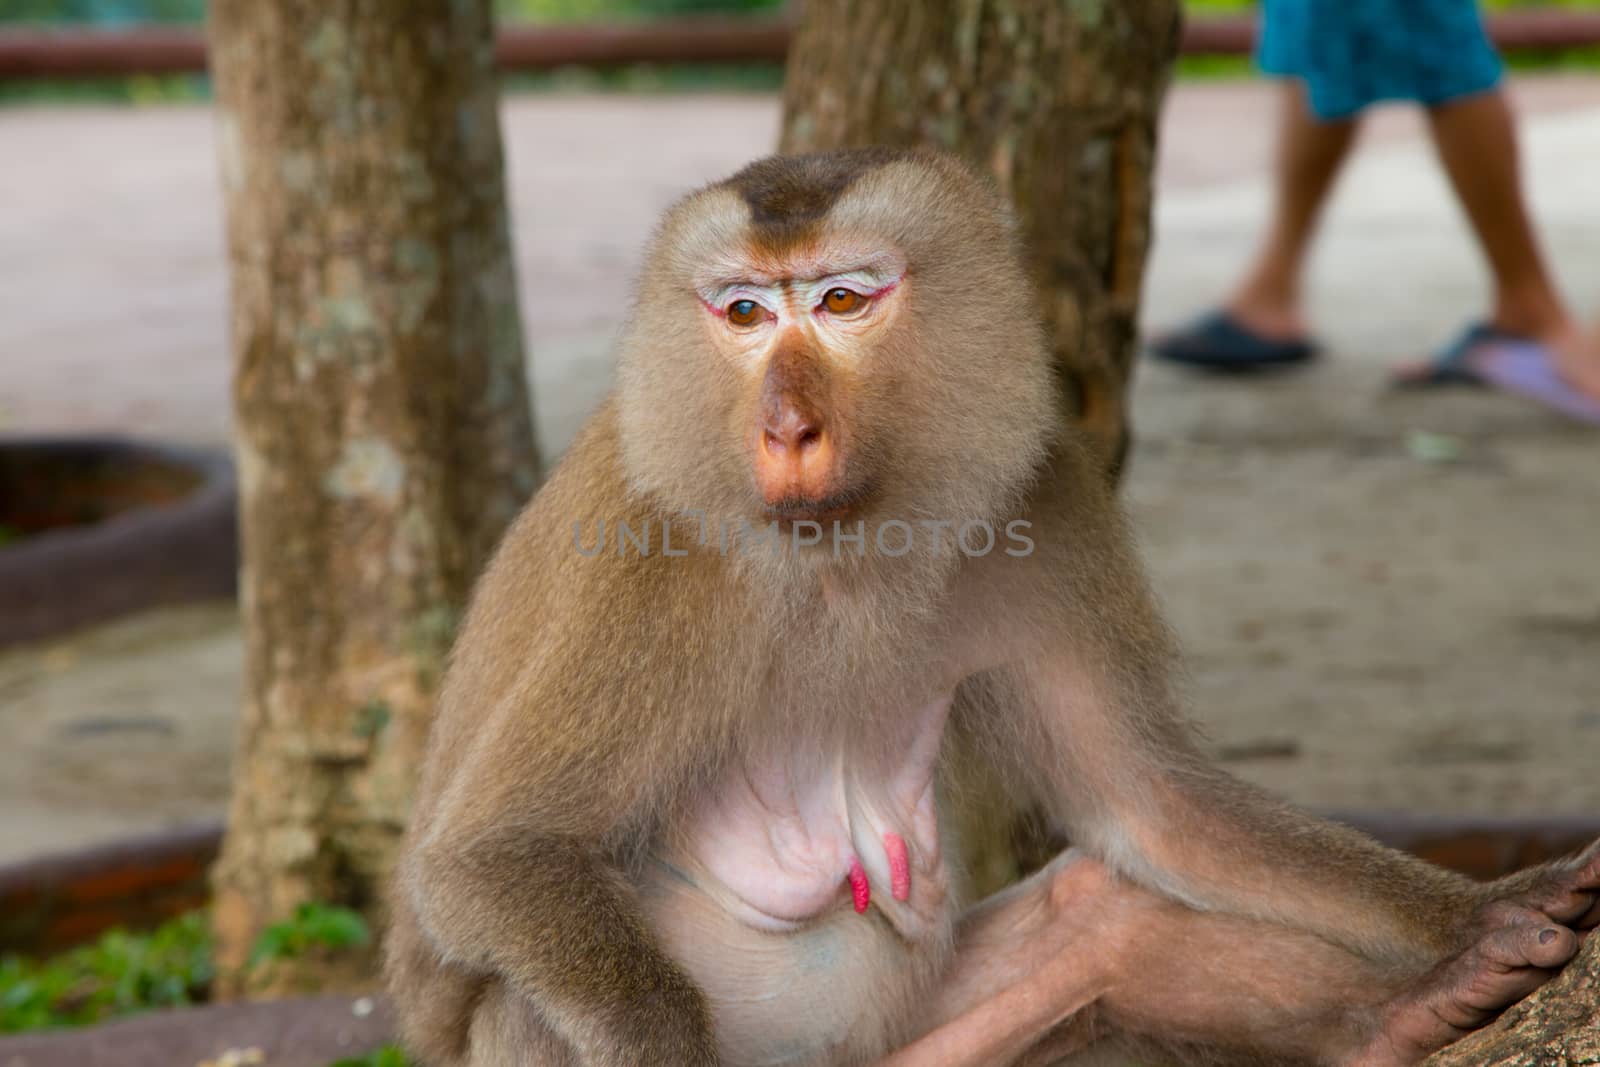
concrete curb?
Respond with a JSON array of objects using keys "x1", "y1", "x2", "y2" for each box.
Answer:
[{"x1": 0, "y1": 436, "x2": 236, "y2": 650}]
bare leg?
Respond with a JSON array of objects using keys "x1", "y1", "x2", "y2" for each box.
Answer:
[
  {"x1": 1426, "y1": 90, "x2": 1600, "y2": 399},
  {"x1": 1226, "y1": 80, "x2": 1363, "y2": 342}
]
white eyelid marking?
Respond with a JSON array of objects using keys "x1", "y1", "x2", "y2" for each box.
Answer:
[
  {"x1": 699, "y1": 282, "x2": 785, "y2": 317},
  {"x1": 803, "y1": 269, "x2": 902, "y2": 310}
]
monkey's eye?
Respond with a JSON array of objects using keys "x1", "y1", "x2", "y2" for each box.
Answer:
[
  {"x1": 821, "y1": 287, "x2": 865, "y2": 316},
  {"x1": 726, "y1": 299, "x2": 764, "y2": 327}
]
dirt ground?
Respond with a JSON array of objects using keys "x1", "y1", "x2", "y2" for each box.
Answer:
[{"x1": 2, "y1": 79, "x2": 1598, "y2": 865}]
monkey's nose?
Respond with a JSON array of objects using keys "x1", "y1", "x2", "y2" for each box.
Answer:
[
  {"x1": 761, "y1": 402, "x2": 825, "y2": 456},
  {"x1": 755, "y1": 398, "x2": 839, "y2": 508}
]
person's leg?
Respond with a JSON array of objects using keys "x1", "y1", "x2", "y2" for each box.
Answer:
[
  {"x1": 1225, "y1": 80, "x2": 1363, "y2": 343},
  {"x1": 1148, "y1": 0, "x2": 1363, "y2": 370},
  {"x1": 1425, "y1": 89, "x2": 1600, "y2": 399}
]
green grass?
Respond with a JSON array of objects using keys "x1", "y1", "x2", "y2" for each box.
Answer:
[
  {"x1": 1, "y1": 904, "x2": 373, "y2": 1032},
  {"x1": 328, "y1": 1048, "x2": 411, "y2": 1067},
  {"x1": 0, "y1": 905, "x2": 398, "y2": 1065},
  {"x1": 0, "y1": 913, "x2": 213, "y2": 1033}
]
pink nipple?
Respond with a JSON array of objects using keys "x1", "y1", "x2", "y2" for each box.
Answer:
[
  {"x1": 848, "y1": 856, "x2": 870, "y2": 914},
  {"x1": 884, "y1": 833, "x2": 911, "y2": 902}
]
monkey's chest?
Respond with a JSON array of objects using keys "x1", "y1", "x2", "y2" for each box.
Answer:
[
  {"x1": 641, "y1": 694, "x2": 956, "y2": 1064},
  {"x1": 676, "y1": 693, "x2": 952, "y2": 934}
]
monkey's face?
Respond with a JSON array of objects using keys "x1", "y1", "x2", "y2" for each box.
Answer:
[
  {"x1": 617, "y1": 151, "x2": 1061, "y2": 569},
  {"x1": 692, "y1": 241, "x2": 907, "y2": 526}
]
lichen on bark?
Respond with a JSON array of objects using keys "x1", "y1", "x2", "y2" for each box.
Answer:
[{"x1": 207, "y1": 0, "x2": 539, "y2": 993}]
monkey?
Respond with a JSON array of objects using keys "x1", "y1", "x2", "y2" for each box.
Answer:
[{"x1": 384, "y1": 147, "x2": 1600, "y2": 1067}]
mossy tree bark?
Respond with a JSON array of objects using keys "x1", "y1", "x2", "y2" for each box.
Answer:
[
  {"x1": 207, "y1": 0, "x2": 539, "y2": 993},
  {"x1": 780, "y1": 0, "x2": 1182, "y2": 479},
  {"x1": 1426, "y1": 937, "x2": 1600, "y2": 1066}
]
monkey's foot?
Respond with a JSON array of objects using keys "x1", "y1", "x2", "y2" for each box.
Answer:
[
  {"x1": 1479, "y1": 840, "x2": 1600, "y2": 937},
  {"x1": 1352, "y1": 919, "x2": 1580, "y2": 1066}
]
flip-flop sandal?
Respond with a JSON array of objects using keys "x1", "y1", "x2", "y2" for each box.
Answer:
[
  {"x1": 1391, "y1": 321, "x2": 1520, "y2": 387},
  {"x1": 1147, "y1": 310, "x2": 1320, "y2": 372},
  {"x1": 1394, "y1": 322, "x2": 1600, "y2": 425},
  {"x1": 1473, "y1": 340, "x2": 1600, "y2": 425}
]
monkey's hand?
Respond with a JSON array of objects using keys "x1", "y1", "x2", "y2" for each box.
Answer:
[{"x1": 408, "y1": 829, "x2": 720, "y2": 1066}]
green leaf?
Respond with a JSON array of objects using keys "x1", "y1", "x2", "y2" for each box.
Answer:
[{"x1": 248, "y1": 904, "x2": 372, "y2": 967}]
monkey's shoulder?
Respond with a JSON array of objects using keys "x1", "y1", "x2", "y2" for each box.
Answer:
[{"x1": 437, "y1": 402, "x2": 754, "y2": 756}]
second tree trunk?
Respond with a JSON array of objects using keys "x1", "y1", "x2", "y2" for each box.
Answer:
[{"x1": 780, "y1": 0, "x2": 1182, "y2": 478}]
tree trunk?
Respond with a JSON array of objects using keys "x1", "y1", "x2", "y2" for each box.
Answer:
[
  {"x1": 1426, "y1": 937, "x2": 1600, "y2": 1066},
  {"x1": 207, "y1": 0, "x2": 539, "y2": 993},
  {"x1": 779, "y1": 0, "x2": 1182, "y2": 479}
]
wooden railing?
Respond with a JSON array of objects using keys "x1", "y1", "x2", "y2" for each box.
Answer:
[{"x1": 2, "y1": 11, "x2": 1599, "y2": 79}]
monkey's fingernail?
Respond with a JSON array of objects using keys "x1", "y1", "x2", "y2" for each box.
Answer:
[
  {"x1": 848, "y1": 856, "x2": 871, "y2": 914},
  {"x1": 884, "y1": 832, "x2": 911, "y2": 902},
  {"x1": 1540, "y1": 928, "x2": 1559, "y2": 945}
]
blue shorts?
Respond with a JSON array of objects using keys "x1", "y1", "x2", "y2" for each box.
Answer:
[{"x1": 1258, "y1": 0, "x2": 1504, "y2": 121}]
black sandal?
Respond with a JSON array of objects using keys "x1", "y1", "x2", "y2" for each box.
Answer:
[{"x1": 1147, "y1": 310, "x2": 1319, "y2": 372}]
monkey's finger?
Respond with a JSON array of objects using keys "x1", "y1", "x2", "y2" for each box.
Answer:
[
  {"x1": 1571, "y1": 841, "x2": 1600, "y2": 890},
  {"x1": 1510, "y1": 843, "x2": 1600, "y2": 921},
  {"x1": 1573, "y1": 893, "x2": 1600, "y2": 932},
  {"x1": 1530, "y1": 890, "x2": 1596, "y2": 927},
  {"x1": 1516, "y1": 856, "x2": 1600, "y2": 924}
]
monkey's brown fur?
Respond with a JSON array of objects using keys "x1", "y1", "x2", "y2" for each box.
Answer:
[{"x1": 386, "y1": 149, "x2": 1592, "y2": 1067}]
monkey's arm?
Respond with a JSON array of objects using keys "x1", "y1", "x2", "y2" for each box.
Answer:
[
  {"x1": 407, "y1": 812, "x2": 717, "y2": 1066},
  {"x1": 400, "y1": 523, "x2": 732, "y2": 1057},
  {"x1": 396, "y1": 413, "x2": 743, "y2": 1065},
  {"x1": 402, "y1": 685, "x2": 722, "y2": 1067}
]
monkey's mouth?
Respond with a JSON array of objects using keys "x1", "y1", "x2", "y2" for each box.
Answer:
[{"x1": 761, "y1": 482, "x2": 877, "y2": 527}]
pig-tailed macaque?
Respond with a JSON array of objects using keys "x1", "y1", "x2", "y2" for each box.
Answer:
[{"x1": 386, "y1": 148, "x2": 1599, "y2": 1067}]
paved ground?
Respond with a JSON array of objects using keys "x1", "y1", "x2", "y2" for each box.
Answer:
[
  {"x1": 2, "y1": 78, "x2": 1599, "y2": 864},
  {"x1": 0, "y1": 995, "x2": 391, "y2": 1067}
]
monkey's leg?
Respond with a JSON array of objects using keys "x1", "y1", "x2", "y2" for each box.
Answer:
[
  {"x1": 1003, "y1": 634, "x2": 1600, "y2": 975},
  {"x1": 886, "y1": 852, "x2": 1582, "y2": 1067},
  {"x1": 880, "y1": 852, "x2": 1110, "y2": 1067},
  {"x1": 1084, "y1": 875, "x2": 1582, "y2": 1067},
  {"x1": 990, "y1": 466, "x2": 1594, "y2": 970}
]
